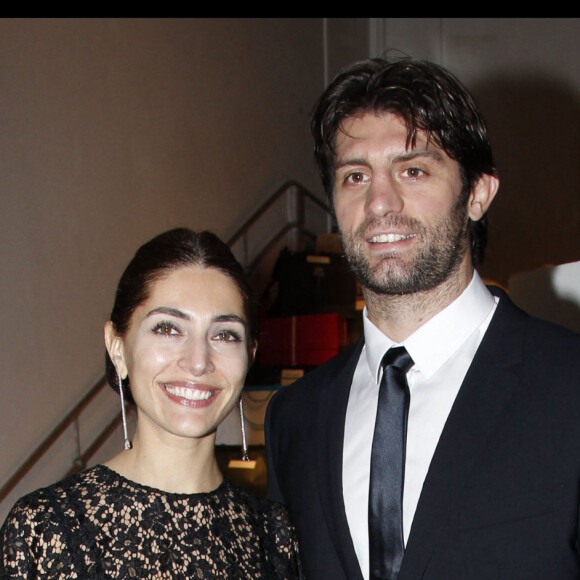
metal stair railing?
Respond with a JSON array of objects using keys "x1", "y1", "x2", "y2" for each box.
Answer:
[
  {"x1": 227, "y1": 179, "x2": 331, "y2": 270},
  {"x1": 0, "y1": 180, "x2": 330, "y2": 505},
  {"x1": 0, "y1": 376, "x2": 118, "y2": 504}
]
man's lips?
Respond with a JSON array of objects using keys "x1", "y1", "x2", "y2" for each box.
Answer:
[{"x1": 368, "y1": 233, "x2": 416, "y2": 243}]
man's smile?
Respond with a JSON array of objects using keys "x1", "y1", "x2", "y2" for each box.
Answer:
[{"x1": 368, "y1": 233, "x2": 417, "y2": 243}]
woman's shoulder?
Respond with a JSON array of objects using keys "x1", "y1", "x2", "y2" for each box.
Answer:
[
  {"x1": 221, "y1": 480, "x2": 294, "y2": 529},
  {"x1": 222, "y1": 479, "x2": 284, "y2": 509},
  {"x1": 219, "y1": 481, "x2": 302, "y2": 575},
  {"x1": 1, "y1": 466, "x2": 122, "y2": 577},
  {"x1": 3, "y1": 465, "x2": 117, "y2": 525}
]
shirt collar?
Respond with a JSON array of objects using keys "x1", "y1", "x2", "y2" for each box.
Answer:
[{"x1": 364, "y1": 272, "x2": 497, "y2": 382}]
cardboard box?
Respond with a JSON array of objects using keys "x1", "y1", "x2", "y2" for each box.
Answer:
[
  {"x1": 269, "y1": 248, "x2": 357, "y2": 316},
  {"x1": 315, "y1": 233, "x2": 343, "y2": 254},
  {"x1": 258, "y1": 313, "x2": 347, "y2": 367}
]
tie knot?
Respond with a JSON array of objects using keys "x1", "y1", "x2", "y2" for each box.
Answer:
[{"x1": 381, "y1": 346, "x2": 413, "y2": 373}]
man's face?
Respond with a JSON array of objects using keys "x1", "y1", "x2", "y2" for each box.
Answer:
[{"x1": 333, "y1": 112, "x2": 472, "y2": 296}]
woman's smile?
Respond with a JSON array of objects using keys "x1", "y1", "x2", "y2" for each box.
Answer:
[
  {"x1": 109, "y1": 265, "x2": 253, "y2": 441},
  {"x1": 163, "y1": 382, "x2": 219, "y2": 406}
]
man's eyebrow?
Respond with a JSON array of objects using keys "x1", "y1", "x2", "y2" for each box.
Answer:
[
  {"x1": 335, "y1": 149, "x2": 445, "y2": 171},
  {"x1": 393, "y1": 149, "x2": 445, "y2": 163},
  {"x1": 334, "y1": 157, "x2": 371, "y2": 171}
]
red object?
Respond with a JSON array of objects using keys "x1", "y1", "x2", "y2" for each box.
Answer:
[{"x1": 258, "y1": 313, "x2": 347, "y2": 366}]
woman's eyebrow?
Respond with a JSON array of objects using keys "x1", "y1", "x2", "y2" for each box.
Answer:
[
  {"x1": 214, "y1": 314, "x2": 247, "y2": 325},
  {"x1": 146, "y1": 306, "x2": 189, "y2": 320},
  {"x1": 146, "y1": 308, "x2": 246, "y2": 326}
]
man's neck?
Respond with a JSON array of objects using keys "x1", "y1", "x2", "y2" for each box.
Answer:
[{"x1": 364, "y1": 265, "x2": 475, "y2": 343}]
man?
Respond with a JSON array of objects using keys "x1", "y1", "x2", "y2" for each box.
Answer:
[{"x1": 265, "y1": 57, "x2": 580, "y2": 579}]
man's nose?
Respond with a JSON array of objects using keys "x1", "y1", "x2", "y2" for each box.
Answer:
[{"x1": 365, "y1": 174, "x2": 404, "y2": 217}]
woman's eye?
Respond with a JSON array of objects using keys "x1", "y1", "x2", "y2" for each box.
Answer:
[
  {"x1": 214, "y1": 330, "x2": 242, "y2": 342},
  {"x1": 152, "y1": 322, "x2": 180, "y2": 336}
]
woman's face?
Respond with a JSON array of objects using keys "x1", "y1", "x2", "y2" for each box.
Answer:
[{"x1": 106, "y1": 265, "x2": 254, "y2": 443}]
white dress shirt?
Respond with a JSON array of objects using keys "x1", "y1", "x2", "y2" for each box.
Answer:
[{"x1": 343, "y1": 272, "x2": 499, "y2": 579}]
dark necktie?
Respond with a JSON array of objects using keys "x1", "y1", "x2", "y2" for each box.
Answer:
[{"x1": 368, "y1": 346, "x2": 414, "y2": 580}]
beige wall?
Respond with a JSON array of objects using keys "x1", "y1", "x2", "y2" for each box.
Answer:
[
  {"x1": 4, "y1": 17, "x2": 578, "y2": 520},
  {"x1": 0, "y1": 18, "x2": 369, "y2": 518}
]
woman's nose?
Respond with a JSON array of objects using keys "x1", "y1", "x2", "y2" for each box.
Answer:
[{"x1": 177, "y1": 338, "x2": 215, "y2": 376}]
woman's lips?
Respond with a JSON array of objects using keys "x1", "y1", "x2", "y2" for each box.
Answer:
[{"x1": 162, "y1": 382, "x2": 219, "y2": 406}]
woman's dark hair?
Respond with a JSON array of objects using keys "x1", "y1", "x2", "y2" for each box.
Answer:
[
  {"x1": 311, "y1": 56, "x2": 498, "y2": 266},
  {"x1": 105, "y1": 228, "x2": 256, "y2": 402}
]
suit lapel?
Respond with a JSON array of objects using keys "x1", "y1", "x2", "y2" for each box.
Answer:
[
  {"x1": 399, "y1": 290, "x2": 528, "y2": 579},
  {"x1": 316, "y1": 338, "x2": 365, "y2": 580}
]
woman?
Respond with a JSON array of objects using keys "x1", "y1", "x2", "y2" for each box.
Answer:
[{"x1": 1, "y1": 228, "x2": 302, "y2": 579}]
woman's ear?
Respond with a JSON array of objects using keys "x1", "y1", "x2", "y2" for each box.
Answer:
[
  {"x1": 104, "y1": 321, "x2": 128, "y2": 380},
  {"x1": 468, "y1": 173, "x2": 500, "y2": 222},
  {"x1": 249, "y1": 342, "x2": 258, "y2": 367}
]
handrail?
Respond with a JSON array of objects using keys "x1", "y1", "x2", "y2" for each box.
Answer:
[
  {"x1": 246, "y1": 222, "x2": 317, "y2": 273},
  {"x1": 0, "y1": 180, "x2": 331, "y2": 506},
  {"x1": 227, "y1": 180, "x2": 330, "y2": 247},
  {"x1": 62, "y1": 412, "x2": 123, "y2": 479},
  {"x1": 0, "y1": 376, "x2": 109, "y2": 503}
]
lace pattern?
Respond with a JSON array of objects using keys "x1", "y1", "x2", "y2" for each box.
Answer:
[{"x1": 1, "y1": 465, "x2": 302, "y2": 579}]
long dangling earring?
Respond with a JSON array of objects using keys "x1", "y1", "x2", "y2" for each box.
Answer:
[
  {"x1": 239, "y1": 396, "x2": 249, "y2": 462},
  {"x1": 118, "y1": 374, "x2": 132, "y2": 450},
  {"x1": 228, "y1": 395, "x2": 256, "y2": 470}
]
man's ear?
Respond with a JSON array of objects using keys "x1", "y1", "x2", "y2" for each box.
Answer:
[
  {"x1": 468, "y1": 173, "x2": 500, "y2": 222},
  {"x1": 104, "y1": 321, "x2": 128, "y2": 380}
]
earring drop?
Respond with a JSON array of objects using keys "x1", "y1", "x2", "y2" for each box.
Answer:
[
  {"x1": 239, "y1": 396, "x2": 249, "y2": 462},
  {"x1": 227, "y1": 395, "x2": 256, "y2": 470},
  {"x1": 118, "y1": 374, "x2": 132, "y2": 450}
]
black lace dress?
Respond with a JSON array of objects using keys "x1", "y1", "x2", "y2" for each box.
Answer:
[{"x1": 0, "y1": 465, "x2": 302, "y2": 579}]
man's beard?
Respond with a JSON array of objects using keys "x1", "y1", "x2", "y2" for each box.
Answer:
[{"x1": 340, "y1": 197, "x2": 471, "y2": 295}]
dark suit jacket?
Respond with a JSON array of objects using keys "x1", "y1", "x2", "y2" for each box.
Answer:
[{"x1": 265, "y1": 287, "x2": 580, "y2": 579}]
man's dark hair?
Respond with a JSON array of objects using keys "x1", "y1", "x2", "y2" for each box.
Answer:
[{"x1": 311, "y1": 56, "x2": 498, "y2": 266}]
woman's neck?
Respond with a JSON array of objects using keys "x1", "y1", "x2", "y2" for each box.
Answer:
[{"x1": 104, "y1": 428, "x2": 223, "y2": 494}]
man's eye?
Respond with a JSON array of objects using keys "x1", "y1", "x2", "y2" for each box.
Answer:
[
  {"x1": 403, "y1": 166, "x2": 424, "y2": 178},
  {"x1": 345, "y1": 172, "x2": 366, "y2": 184},
  {"x1": 152, "y1": 322, "x2": 179, "y2": 336}
]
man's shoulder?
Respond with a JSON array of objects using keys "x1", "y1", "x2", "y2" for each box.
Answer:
[
  {"x1": 524, "y1": 313, "x2": 580, "y2": 369},
  {"x1": 282, "y1": 337, "x2": 362, "y2": 390},
  {"x1": 491, "y1": 286, "x2": 580, "y2": 338},
  {"x1": 490, "y1": 289, "x2": 580, "y2": 382},
  {"x1": 267, "y1": 337, "x2": 363, "y2": 413},
  {"x1": 508, "y1": 288, "x2": 578, "y2": 331}
]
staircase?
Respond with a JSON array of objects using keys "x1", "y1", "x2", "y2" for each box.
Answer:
[
  {"x1": 219, "y1": 182, "x2": 362, "y2": 495},
  {"x1": 0, "y1": 180, "x2": 360, "y2": 512}
]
